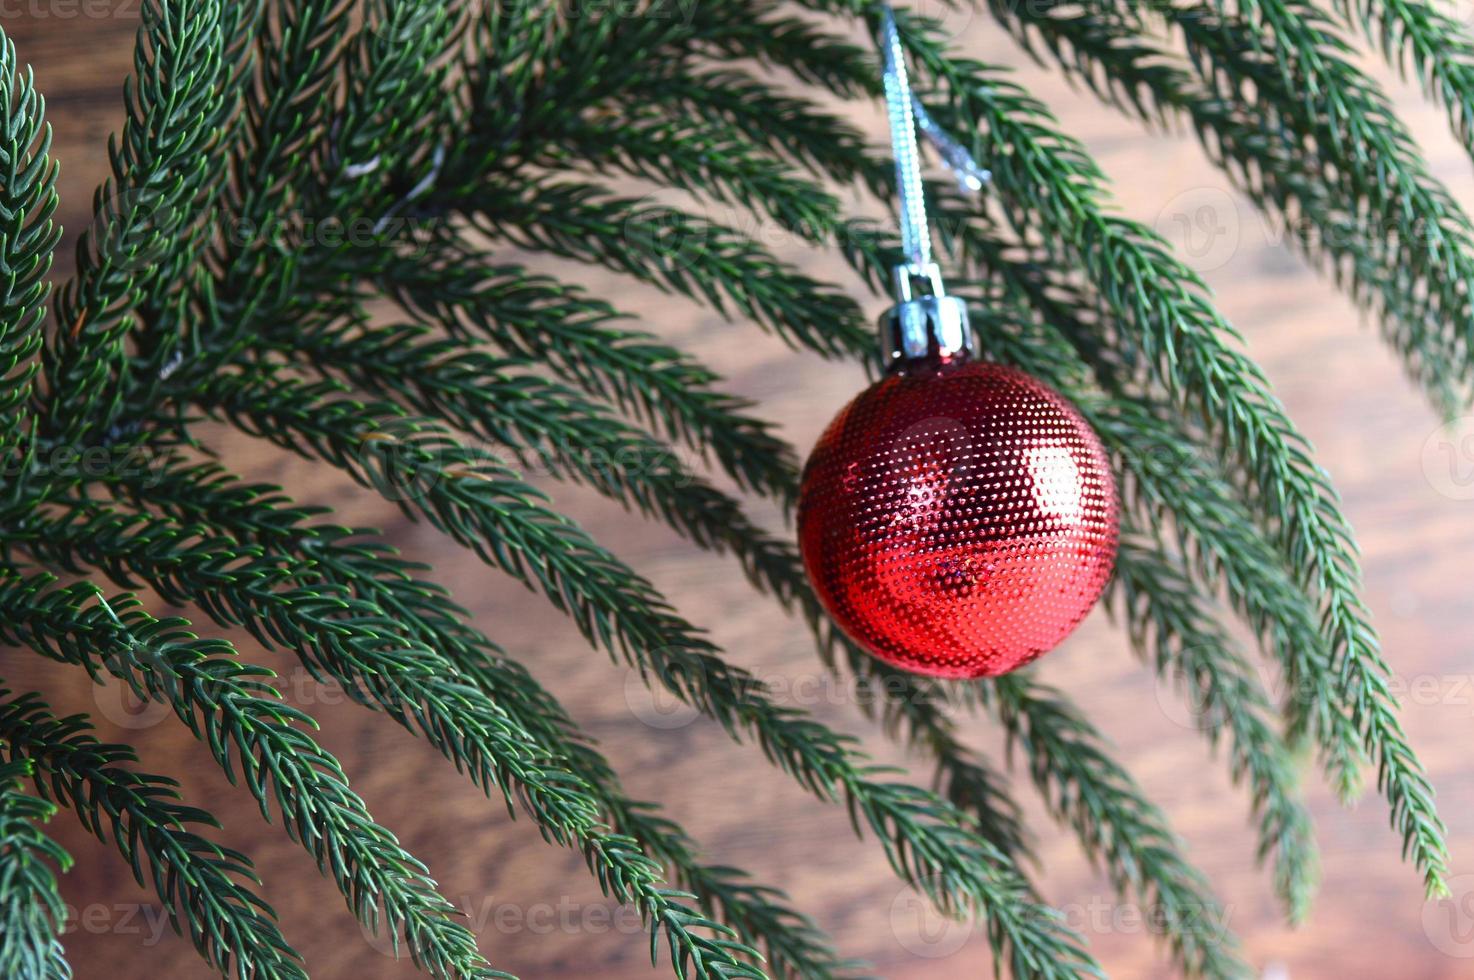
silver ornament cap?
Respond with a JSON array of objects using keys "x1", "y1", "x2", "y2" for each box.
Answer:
[{"x1": 880, "y1": 262, "x2": 973, "y2": 369}]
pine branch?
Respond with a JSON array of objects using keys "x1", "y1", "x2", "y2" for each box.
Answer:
[
  {"x1": 645, "y1": 67, "x2": 873, "y2": 185},
  {"x1": 740, "y1": 396, "x2": 1268, "y2": 965},
  {"x1": 241, "y1": 0, "x2": 353, "y2": 205},
  {"x1": 0, "y1": 32, "x2": 59, "y2": 455},
  {"x1": 317, "y1": 0, "x2": 452, "y2": 194},
  {"x1": 273, "y1": 314, "x2": 806, "y2": 595},
  {"x1": 550, "y1": 106, "x2": 842, "y2": 242},
  {"x1": 164, "y1": 0, "x2": 457, "y2": 403},
  {"x1": 10, "y1": 500, "x2": 544, "y2": 808},
  {"x1": 10, "y1": 1, "x2": 1457, "y2": 974},
  {"x1": 561, "y1": 58, "x2": 1323, "y2": 922},
  {"x1": 954, "y1": 234, "x2": 1430, "y2": 901},
  {"x1": 985, "y1": 0, "x2": 1470, "y2": 413},
  {"x1": 851, "y1": 666, "x2": 1034, "y2": 867},
  {"x1": 272, "y1": 306, "x2": 1050, "y2": 910},
  {"x1": 460, "y1": 0, "x2": 560, "y2": 127},
  {"x1": 116, "y1": 330, "x2": 970, "y2": 977},
  {"x1": 177, "y1": 0, "x2": 354, "y2": 390},
  {"x1": 143, "y1": 0, "x2": 807, "y2": 512},
  {"x1": 1113, "y1": 539, "x2": 1319, "y2": 921},
  {"x1": 450, "y1": 0, "x2": 870, "y2": 185},
  {"x1": 984, "y1": 674, "x2": 1247, "y2": 979},
  {"x1": 164, "y1": 36, "x2": 1367, "y2": 907},
  {"x1": 380, "y1": 245, "x2": 801, "y2": 505},
  {"x1": 826, "y1": 641, "x2": 1260, "y2": 980},
  {"x1": 686, "y1": 3, "x2": 875, "y2": 98},
  {"x1": 86, "y1": 122, "x2": 801, "y2": 952},
  {"x1": 1165, "y1": 1, "x2": 1474, "y2": 414},
  {"x1": 99, "y1": 450, "x2": 1008, "y2": 978},
  {"x1": 964, "y1": 290, "x2": 1326, "y2": 922},
  {"x1": 1332, "y1": 0, "x2": 1474, "y2": 170},
  {"x1": 0, "y1": 686, "x2": 306, "y2": 979},
  {"x1": 605, "y1": 59, "x2": 1109, "y2": 387},
  {"x1": 451, "y1": 0, "x2": 706, "y2": 177},
  {"x1": 137, "y1": 1, "x2": 825, "y2": 504},
  {"x1": 108, "y1": 459, "x2": 857, "y2": 980},
  {"x1": 459, "y1": 178, "x2": 870, "y2": 358},
  {"x1": 1084, "y1": 400, "x2": 1359, "y2": 777},
  {"x1": 309, "y1": 312, "x2": 1061, "y2": 907},
  {"x1": 188, "y1": 367, "x2": 1101, "y2": 978},
  {"x1": 43, "y1": 0, "x2": 238, "y2": 448},
  {"x1": 129, "y1": 0, "x2": 262, "y2": 390},
  {"x1": 564, "y1": 747, "x2": 870, "y2": 980},
  {"x1": 11, "y1": 495, "x2": 769, "y2": 980},
  {"x1": 302, "y1": 0, "x2": 458, "y2": 243},
  {"x1": 0, "y1": 758, "x2": 70, "y2": 980},
  {"x1": 956, "y1": 261, "x2": 1362, "y2": 780},
  {"x1": 813, "y1": 593, "x2": 1250, "y2": 976},
  {"x1": 0, "y1": 574, "x2": 514, "y2": 980},
  {"x1": 749, "y1": 15, "x2": 1450, "y2": 841}
]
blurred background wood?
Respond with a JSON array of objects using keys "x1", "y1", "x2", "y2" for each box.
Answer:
[{"x1": 8, "y1": 6, "x2": 1474, "y2": 978}]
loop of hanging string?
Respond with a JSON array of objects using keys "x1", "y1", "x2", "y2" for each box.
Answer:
[{"x1": 911, "y1": 95, "x2": 992, "y2": 193}]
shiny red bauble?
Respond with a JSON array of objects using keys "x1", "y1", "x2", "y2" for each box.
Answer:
[{"x1": 798, "y1": 357, "x2": 1119, "y2": 678}]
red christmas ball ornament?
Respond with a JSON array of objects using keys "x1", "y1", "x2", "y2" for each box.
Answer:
[{"x1": 798, "y1": 268, "x2": 1119, "y2": 679}]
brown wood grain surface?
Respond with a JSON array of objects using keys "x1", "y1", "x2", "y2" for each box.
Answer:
[{"x1": 7, "y1": 6, "x2": 1474, "y2": 979}]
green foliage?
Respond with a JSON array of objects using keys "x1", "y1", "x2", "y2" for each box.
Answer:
[
  {"x1": 990, "y1": 1, "x2": 1472, "y2": 413},
  {"x1": 0, "y1": 0, "x2": 1464, "y2": 977},
  {"x1": 16, "y1": 494, "x2": 763, "y2": 978},
  {"x1": 0, "y1": 759, "x2": 69, "y2": 980},
  {"x1": 471, "y1": 178, "x2": 869, "y2": 358},
  {"x1": 0, "y1": 573, "x2": 512, "y2": 980},
  {"x1": 0, "y1": 686, "x2": 304, "y2": 978},
  {"x1": 116, "y1": 458, "x2": 859, "y2": 978},
  {"x1": 381, "y1": 245, "x2": 803, "y2": 505},
  {"x1": 986, "y1": 675, "x2": 1247, "y2": 977},
  {"x1": 43, "y1": 0, "x2": 250, "y2": 449},
  {"x1": 0, "y1": 36, "x2": 57, "y2": 452},
  {"x1": 1334, "y1": 0, "x2": 1474, "y2": 170},
  {"x1": 193, "y1": 368, "x2": 1095, "y2": 976}
]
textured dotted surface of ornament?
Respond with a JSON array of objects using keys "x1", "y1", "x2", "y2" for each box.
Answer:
[{"x1": 798, "y1": 359, "x2": 1119, "y2": 678}]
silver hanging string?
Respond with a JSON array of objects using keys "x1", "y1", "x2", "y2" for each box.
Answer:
[
  {"x1": 879, "y1": 4, "x2": 931, "y2": 270},
  {"x1": 877, "y1": 5, "x2": 990, "y2": 273}
]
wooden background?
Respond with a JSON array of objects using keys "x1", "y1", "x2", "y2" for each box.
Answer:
[{"x1": 8, "y1": 5, "x2": 1474, "y2": 978}]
